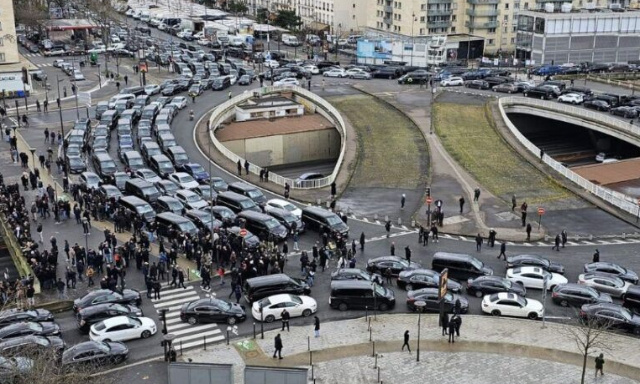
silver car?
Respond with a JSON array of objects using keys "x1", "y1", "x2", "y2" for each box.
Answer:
[{"x1": 578, "y1": 272, "x2": 631, "y2": 298}]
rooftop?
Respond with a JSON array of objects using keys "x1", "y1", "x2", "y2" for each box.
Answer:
[
  {"x1": 237, "y1": 96, "x2": 300, "y2": 111},
  {"x1": 216, "y1": 114, "x2": 334, "y2": 142}
]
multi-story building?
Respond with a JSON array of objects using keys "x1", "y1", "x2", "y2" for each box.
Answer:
[
  {"x1": 516, "y1": 8, "x2": 640, "y2": 65},
  {"x1": 0, "y1": 0, "x2": 20, "y2": 65}
]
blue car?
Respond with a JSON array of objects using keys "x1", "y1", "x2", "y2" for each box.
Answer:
[{"x1": 183, "y1": 162, "x2": 210, "y2": 184}]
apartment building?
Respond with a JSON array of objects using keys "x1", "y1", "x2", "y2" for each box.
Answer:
[{"x1": 0, "y1": 0, "x2": 20, "y2": 65}]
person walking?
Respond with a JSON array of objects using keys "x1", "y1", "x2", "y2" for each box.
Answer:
[
  {"x1": 237, "y1": 160, "x2": 242, "y2": 176},
  {"x1": 178, "y1": 268, "x2": 186, "y2": 289},
  {"x1": 475, "y1": 233, "x2": 483, "y2": 252},
  {"x1": 441, "y1": 312, "x2": 449, "y2": 336},
  {"x1": 36, "y1": 223, "x2": 43, "y2": 243},
  {"x1": 552, "y1": 234, "x2": 561, "y2": 251},
  {"x1": 390, "y1": 242, "x2": 395, "y2": 256},
  {"x1": 281, "y1": 309, "x2": 290, "y2": 331},
  {"x1": 497, "y1": 242, "x2": 507, "y2": 260},
  {"x1": 473, "y1": 188, "x2": 481, "y2": 202},
  {"x1": 400, "y1": 194, "x2": 406, "y2": 210},
  {"x1": 593, "y1": 249, "x2": 600, "y2": 263},
  {"x1": 385, "y1": 221, "x2": 391, "y2": 238},
  {"x1": 521, "y1": 202, "x2": 528, "y2": 227},
  {"x1": 561, "y1": 229, "x2": 568, "y2": 248},
  {"x1": 401, "y1": 330, "x2": 411, "y2": 352},
  {"x1": 511, "y1": 195, "x2": 517, "y2": 212},
  {"x1": 153, "y1": 279, "x2": 161, "y2": 300},
  {"x1": 453, "y1": 315, "x2": 462, "y2": 337},
  {"x1": 448, "y1": 318, "x2": 456, "y2": 343},
  {"x1": 595, "y1": 353, "x2": 605, "y2": 377},
  {"x1": 234, "y1": 284, "x2": 242, "y2": 304},
  {"x1": 459, "y1": 196, "x2": 465, "y2": 213},
  {"x1": 56, "y1": 278, "x2": 65, "y2": 300},
  {"x1": 404, "y1": 246, "x2": 411, "y2": 264},
  {"x1": 314, "y1": 316, "x2": 320, "y2": 338},
  {"x1": 273, "y1": 334, "x2": 283, "y2": 359},
  {"x1": 526, "y1": 223, "x2": 532, "y2": 241},
  {"x1": 488, "y1": 229, "x2": 497, "y2": 247}
]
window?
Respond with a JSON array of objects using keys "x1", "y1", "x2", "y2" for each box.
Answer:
[
  {"x1": 488, "y1": 39, "x2": 495, "y2": 45},
  {"x1": 420, "y1": 16, "x2": 425, "y2": 22},
  {"x1": 452, "y1": 15, "x2": 456, "y2": 21},
  {"x1": 489, "y1": 28, "x2": 496, "y2": 33},
  {"x1": 504, "y1": 15, "x2": 509, "y2": 21},
  {"x1": 511, "y1": 37, "x2": 515, "y2": 44},
  {"x1": 524, "y1": 2, "x2": 529, "y2": 9},
  {"x1": 505, "y1": 3, "x2": 509, "y2": 8},
  {"x1": 421, "y1": 3, "x2": 426, "y2": 10},
  {"x1": 504, "y1": 26, "x2": 508, "y2": 33},
  {"x1": 451, "y1": 26, "x2": 456, "y2": 32},
  {"x1": 0, "y1": 38, "x2": 3, "y2": 46}
]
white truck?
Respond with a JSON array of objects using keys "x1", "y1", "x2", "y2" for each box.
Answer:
[{"x1": 281, "y1": 34, "x2": 300, "y2": 47}]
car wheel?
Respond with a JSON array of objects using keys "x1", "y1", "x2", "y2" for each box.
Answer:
[
  {"x1": 528, "y1": 312, "x2": 539, "y2": 320},
  {"x1": 103, "y1": 338, "x2": 111, "y2": 342},
  {"x1": 378, "y1": 303, "x2": 389, "y2": 311},
  {"x1": 405, "y1": 284, "x2": 413, "y2": 291},
  {"x1": 141, "y1": 330, "x2": 152, "y2": 338},
  {"x1": 113, "y1": 355, "x2": 125, "y2": 364},
  {"x1": 491, "y1": 310, "x2": 501, "y2": 316},
  {"x1": 302, "y1": 309, "x2": 312, "y2": 317},
  {"x1": 227, "y1": 316, "x2": 237, "y2": 325},
  {"x1": 560, "y1": 300, "x2": 569, "y2": 307},
  {"x1": 338, "y1": 303, "x2": 348, "y2": 311},
  {"x1": 475, "y1": 291, "x2": 483, "y2": 298},
  {"x1": 634, "y1": 327, "x2": 640, "y2": 335},
  {"x1": 265, "y1": 315, "x2": 276, "y2": 323},
  {"x1": 187, "y1": 316, "x2": 198, "y2": 325}
]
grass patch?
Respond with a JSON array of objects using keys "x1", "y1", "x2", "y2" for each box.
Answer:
[
  {"x1": 432, "y1": 102, "x2": 572, "y2": 206},
  {"x1": 329, "y1": 94, "x2": 427, "y2": 189}
]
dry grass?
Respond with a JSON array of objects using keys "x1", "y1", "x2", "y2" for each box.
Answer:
[
  {"x1": 432, "y1": 102, "x2": 572, "y2": 205},
  {"x1": 329, "y1": 94, "x2": 427, "y2": 189}
]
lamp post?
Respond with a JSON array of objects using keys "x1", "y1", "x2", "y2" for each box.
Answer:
[
  {"x1": 411, "y1": 14, "x2": 416, "y2": 67},
  {"x1": 97, "y1": 64, "x2": 102, "y2": 89},
  {"x1": 207, "y1": 124, "x2": 216, "y2": 263},
  {"x1": 259, "y1": 302, "x2": 264, "y2": 339},
  {"x1": 55, "y1": 75, "x2": 68, "y2": 176},
  {"x1": 414, "y1": 300, "x2": 426, "y2": 362},
  {"x1": 71, "y1": 56, "x2": 80, "y2": 119}
]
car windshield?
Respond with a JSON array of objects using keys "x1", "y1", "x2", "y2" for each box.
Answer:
[
  {"x1": 168, "y1": 201, "x2": 183, "y2": 209},
  {"x1": 516, "y1": 296, "x2": 527, "y2": 306},
  {"x1": 264, "y1": 218, "x2": 280, "y2": 229},
  {"x1": 102, "y1": 161, "x2": 118, "y2": 172},
  {"x1": 178, "y1": 221, "x2": 197, "y2": 232},
  {"x1": 326, "y1": 216, "x2": 342, "y2": 226},
  {"x1": 282, "y1": 203, "x2": 296, "y2": 212},
  {"x1": 159, "y1": 162, "x2": 174, "y2": 170},
  {"x1": 240, "y1": 200, "x2": 256, "y2": 209},
  {"x1": 96, "y1": 342, "x2": 110, "y2": 352},
  {"x1": 185, "y1": 194, "x2": 201, "y2": 203},
  {"x1": 138, "y1": 204, "x2": 154, "y2": 214},
  {"x1": 130, "y1": 158, "x2": 144, "y2": 166},
  {"x1": 471, "y1": 259, "x2": 484, "y2": 270},
  {"x1": 86, "y1": 175, "x2": 100, "y2": 184},
  {"x1": 374, "y1": 284, "x2": 386, "y2": 296},
  {"x1": 69, "y1": 157, "x2": 84, "y2": 166},
  {"x1": 142, "y1": 186, "x2": 158, "y2": 194},
  {"x1": 175, "y1": 153, "x2": 188, "y2": 161},
  {"x1": 191, "y1": 165, "x2": 205, "y2": 173},
  {"x1": 179, "y1": 175, "x2": 196, "y2": 183},
  {"x1": 214, "y1": 300, "x2": 231, "y2": 311}
]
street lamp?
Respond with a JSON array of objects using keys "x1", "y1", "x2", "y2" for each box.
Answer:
[
  {"x1": 414, "y1": 300, "x2": 426, "y2": 362},
  {"x1": 71, "y1": 56, "x2": 80, "y2": 119},
  {"x1": 55, "y1": 75, "x2": 68, "y2": 176},
  {"x1": 411, "y1": 14, "x2": 416, "y2": 67},
  {"x1": 259, "y1": 301, "x2": 264, "y2": 339}
]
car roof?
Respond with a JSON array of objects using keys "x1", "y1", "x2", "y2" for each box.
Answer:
[
  {"x1": 513, "y1": 266, "x2": 543, "y2": 273},
  {"x1": 101, "y1": 316, "x2": 134, "y2": 327},
  {"x1": 369, "y1": 256, "x2": 403, "y2": 263},
  {"x1": 491, "y1": 292, "x2": 518, "y2": 300}
]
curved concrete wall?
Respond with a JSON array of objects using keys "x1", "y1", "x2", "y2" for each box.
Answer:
[
  {"x1": 499, "y1": 96, "x2": 640, "y2": 217},
  {"x1": 207, "y1": 86, "x2": 347, "y2": 189}
]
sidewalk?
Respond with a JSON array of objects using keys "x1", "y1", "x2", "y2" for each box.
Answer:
[{"x1": 182, "y1": 314, "x2": 640, "y2": 384}]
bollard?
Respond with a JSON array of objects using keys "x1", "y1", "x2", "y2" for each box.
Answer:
[
  {"x1": 365, "y1": 306, "x2": 368, "y2": 322},
  {"x1": 369, "y1": 327, "x2": 372, "y2": 341},
  {"x1": 309, "y1": 350, "x2": 313, "y2": 365},
  {"x1": 312, "y1": 364, "x2": 314, "y2": 380},
  {"x1": 204, "y1": 335, "x2": 207, "y2": 350},
  {"x1": 397, "y1": 217, "x2": 402, "y2": 226},
  {"x1": 623, "y1": 232, "x2": 626, "y2": 239},
  {"x1": 253, "y1": 322, "x2": 256, "y2": 339},
  {"x1": 187, "y1": 268, "x2": 190, "y2": 281},
  {"x1": 372, "y1": 341, "x2": 375, "y2": 357},
  {"x1": 227, "y1": 329, "x2": 230, "y2": 345},
  {"x1": 377, "y1": 367, "x2": 380, "y2": 383},
  {"x1": 180, "y1": 340, "x2": 183, "y2": 356},
  {"x1": 384, "y1": 215, "x2": 389, "y2": 222},
  {"x1": 374, "y1": 353, "x2": 378, "y2": 368},
  {"x1": 308, "y1": 336, "x2": 310, "y2": 351}
]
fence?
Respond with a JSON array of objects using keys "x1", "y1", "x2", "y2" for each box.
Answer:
[
  {"x1": 207, "y1": 85, "x2": 347, "y2": 189},
  {"x1": 498, "y1": 96, "x2": 640, "y2": 218},
  {"x1": 0, "y1": 214, "x2": 41, "y2": 293}
]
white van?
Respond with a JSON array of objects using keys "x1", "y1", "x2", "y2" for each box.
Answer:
[
  {"x1": 281, "y1": 34, "x2": 300, "y2": 47},
  {"x1": 108, "y1": 94, "x2": 136, "y2": 109}
]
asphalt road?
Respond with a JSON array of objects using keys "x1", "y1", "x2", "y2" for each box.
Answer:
[{"x1": 14, "y1": 29, "x2": 640, "y2": 369}]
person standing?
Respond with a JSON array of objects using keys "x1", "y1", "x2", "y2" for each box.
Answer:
[
  {"x1": 153, "y1": 279, "x2": 161, "y2": 300},
  {"x1": 401, "y1": 330, "x2": 411, "y2": 352},
  {"x1": 385, "y1": 221, "x2": 391, "y2": 238},
  {"x1": 178, "y1": 268, "x2": 186, "y2": 289},
  {"x1": 473, "y1": 188, "x2": 481, "y2": 202},
  {"x1": 390, "y1": 242, "x2": 395, "y2": 256},
  {"x1": 441, "y1": 312, "x2": 449, "y2": 336},
  {"x1": 552, "y1": 234, "x2": 561, "y2": 251},
  {"x1": 37, "y1": 223, "x2": 43, "y2": 243},
  {"x1": 330, "y1": 182, "x2": 336, "y2": 199},
  {"x1": 314, "y1": 316, "x2": 320, "y2": 338},
  {"x1": 281, "y1": 309, "x2": 290, "y2": 331},
  {"x1": 404, "y1": 246, "x2": 411, "y2": 264},
  {"x1": 561, "y1": 229, "x2": 568, "y2": 248},
  {"x1": 488, "y1": 229, "x2": 497, "y2": 247},
  {"x1": 359, "y1": 232, "x2": 365, "y2": 251},
  {"x1": 453, "y1": 315, "x2": 462, "y2": 337},
  {"x1": 26, "y1": 285, "x2": 35, "y2": 309},
  {"x1": 459, "y1": 196, "x2": 465, "y2": 213},
  {"x1": 595, "y1": 353, "x2": 605, "y2": 377},
  {"x1": 448, "y1": 318, "x2": 456, "y2": 343},
  {"x1": 497, "y1": 242, "x2": 507, "y2": 260},
  {"x1": 400, "y1": 194, "x2": 406, "y2": 210},
  {"x1": 526, "y1": 223, "x2": 532, "y2": 241},
  {"x1": 521, "y1": 202, "x2": 528, "y2": 227},
  {"x1": 237, "y1": 160, "x2": 242, "y2": 176},
  {"x1": 593, "y1": 249, "x2": 600, "y2": 263},
  {"x1": 475, "y1": 233, "x2": 483, "y2": 252},
  {"x1": 511, "y1": 195, "x2": 517, "y2": 212},
  {"x1": 273, "y1": 334, "x2": 283, "y2": 359}
]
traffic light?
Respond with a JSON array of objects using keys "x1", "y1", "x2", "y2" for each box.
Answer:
[
  {"x1": 21, "y1": 67, "x2": 29, "y2": 85},
  {"x1": 426, "y1": 187, "x2": 431, "y2": 197}
]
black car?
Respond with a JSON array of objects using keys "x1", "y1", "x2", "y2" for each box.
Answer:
[
  {"x1": 552, "y1": 283, "x2": 613, "y2": 307},
  {"x1": 73, "y1": 289, "x2": 142, "y2": 313},
  {"x1": 579, "y1": 303, "x2": 640, "y2": 334},
  {"x1": 179, "y1": 298, "x2": 246, "y2": 325},
  {"x1": 226, "y1": 226, "x2": 260, "y2": 251},
  {"x1": 161, "y1": 85, "x2": 177, "y2": 96},
  {"x1": 330, "y1": 268, "x2": 383, "y2": 285},
  {"x1": 583, "y1": 99, "x2": 610, "y2": 112},
  {"x1": 610, "y1": 106, "x2": 638, "y2": 118},
  {"x1": 204, "y1": 206, "x2": 237, "y2": 226},
  {"x1": 506, "y1": 254, "x2": 565, "y2": 274},
  {"x1": 62, "y1": 340, "x2": 128, "y2": 368},
  {"x1": 0, "y1": 322, "x2": 61, "y2": 340},
  {"x1": 0, "y1": 335, "x2": 65, "y2": 357},
  {"x1": 584, "y1": 262, "x2": 639, "y2": 284},
  {"x1": 185, "y1": 209, "x2": 223, "y2": 232},
  {"x1": 76, "y1": 303, "x2": 143, "y2": 333},
  {"x1": 466, "y1": 275, "x2": 526, "y2": 298},
  {"x1": 66, "y1": 155, "x2": 87, "y2": 174},
  {"x1": 0, "y1": 309, "x2": 54, "y2": 328},
  {"x1": 397, "y1": 269, "x2": 462, "y2": 293},
  {"x1": 266, "y1": 207, "x2": 305, "y2": 234},
  {"x1": 366, "y1": 256, "x2": 422, "y2": 277},
  {"x1": 464, "y1": 80, "x2": 490, "y2": 90},
  {"x1": 406, "y1": 288, "x2": 469, "y2": 313}
]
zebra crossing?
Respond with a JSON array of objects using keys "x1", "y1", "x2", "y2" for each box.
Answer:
[
  {"x1": 23, "y1": 53, "x2": 43, "y2": 58},
  {"x1": 151, "y1": 284, "x2": 224, "y2": 351},
  {"x1": 35, "y1": 63, "x2": 53, "y2": 68}
]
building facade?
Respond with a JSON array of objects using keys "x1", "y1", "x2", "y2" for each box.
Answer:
[
  {"x1": 0, "y1": 0, "x2": 20, "y2": 65},
  {"x1": 516, "y1": 9, "x2": 640, "y2": 65}
]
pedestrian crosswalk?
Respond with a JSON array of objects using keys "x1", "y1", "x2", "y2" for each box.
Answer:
[
  {"x1": 151, "y1": 285, "x2": 224, "y2": 351},
  {"x1": 35, "y1": 63, "x2": 53, "y2": 68},
  {"x1": 439, "y1": 233, "x2": 640, "y2": 247},
  {"x1": 23, "y1": 53, "x2": 43, "y2": 58}
]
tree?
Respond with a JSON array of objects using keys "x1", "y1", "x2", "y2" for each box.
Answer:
[
  {"x1": 83, "y1": 0, "x2": 120, "y2": 45},
  {"x1": 12, "y1": 0, "x2": 49, "y2": 31},
  {"x1": 256, "y1": 8, "x2": 269, "y2": 24},
  {"x1": 273, "y1": 10, "x2": 302, "y2": 31},
  {"x1": 561, "y1": 315, "x2": 615, "y2": 384},
  {"x1": 227, "y1": 0, "x2": 248, "y2": 14}
]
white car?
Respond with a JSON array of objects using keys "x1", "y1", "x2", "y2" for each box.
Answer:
[
  {"x1": 87, "y1": 45, "x2": 106, "y2": 54},
  {"x1": 557, "y1": 93, "x2": 583, "y2": 104},
  {"x1": 481, "y1": 292, "x2": 544, "y2": 320},
  {"x1": 175, "y1": 189, "x2": 208, "y2": 210},
  {"x1": 89, "y1": 316, "x2": 157, "y2": 342},
  {"x1": 578, "y1": 272, "x2": 631, "y2": 298},
  {"x1": 265, "y1": 198, "x2": 302, "y2": 218},
  {"x1": 197, "y1": 38, "x2": 210, "y2": 46},
  {"x1": 72, "y1": 70, "x2": 85, "y2": 81},
  {"x1": 264, "y1": 60, "x2": 280, "y2": 69},
  {"x1": 133, "y1": 168, "x2": 162, "y2": 184},
  {"x1": 506, "y1": 266, "x2": 568, "y2": 290},
  {"x1": 170, "y1": 96, "x2": 187, "y2": 110},
  {"x1": 80, "y1": 172, "x2": 101, "y2": 190},
  {"x1": 168, "y1": 172, "x2": 199, "y2": 190},
  {"x1": 303, "y1": 65, "x2": 319, "y2": 75},
  {"x1": 440, "y1": 77, "x2": 464, "y2": 86},
  {"x1": 144, "y1": 84, "x2": 160, "y2": 95},
  {"x1": 45, "y1": 48, "x2": 66, "y2": 57},
  {"x1": 177, "y1": 30, "x2": 193, "y2": 39},
  {"x1": 274, "y1": 78, "x2": 300, "y2": 87},
  {"x1": 106, "y1": 43, "x2": 126, "y2": 52},
  {"x1": 251, "y1": 294, "x2": 317, "y2": 323},
  {"x1": 52, "y1": 59, "x2": 66, "y2": 68},
  {"x1": 323, "y1": 69, "x2": 347, "y2": 78}
]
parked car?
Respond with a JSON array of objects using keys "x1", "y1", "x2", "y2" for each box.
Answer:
[
  {"x1": 579, "y1": 303, "x2": 640, "y2": 334},
  {"x1": 330, "y1": 268, "x2": 383, "y2": 285},
  {"x1": 464, "y1": 80, "x2": 490, "y2": 90},
  {"x1": 505, "y1": 254, "x2": 565, "y2": 274},
  {"x1": 62, "y1": 340, "x2": 129, "y2": 367},
  {"x1": 440, "y1": 77, "x2": 464, "y2": 86},
  {"x1": 73, "y1": 289, "x2": 142, "y2": 312},
  {"x1": 366, "y1": 256, "x2": 421, "y2": 276},
  {"x1": 406, "y1": 288, "x2": 468, "y2": 313},
  {"x1": 323, "y1": 68, "x2": 347, "y2": 78},
  {"x1": 610, "y1": 106, "x2": 638, "y2": 118},
  {"x1": 583, "y1": 99, "x2": 610, "y2": 112},
  {"x1": 396, "y1": 269, "x2": 462, "y2": 292},
  {"x1": 552, "y1": 283, "x2": 613, "y2": 307},
  {"x1": 492, "y1": 83, "x2": 519, "y2": 94},
  {"x1": 481, "y1": 292, "x2": 543, "y2": 319},
  {"x1": 76, "y1": 303, "x2": 143, "y2": 333},
  {"x1": 578, "y1": 272, "x2": 632, "y2": 298},
  {"x1": 557, "y1": 93, "x2": 584, "y2": 104},
  {"x1": 0, "y1": 309, "x2": 54, "y2": 328},
  {"x1": 0, "y1": 322, "x2": 61, "y2": 341},
  {"x1": 584, "y1": 262, "x2": 639, "y2": 284}
]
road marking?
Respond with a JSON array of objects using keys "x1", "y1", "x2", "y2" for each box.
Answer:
[
  {"x1": 375, "y1": 220, "x2": 381, "y2": 225},
  {"x1": 151, "y1": 290, "x2": 198, "y2": 303},
  {"x1": 545, "y1": 316, "x2": 572, "y2": 320},
  {"x1": 581, "y1": 241, "x2": 596, "y2": 245},
  {"x1": 537, "y1": 242, "x2": 547, "y2": 246},
  {"x1": 362, "y1": 217, "x2": 369, "y2": 222},
  {"x1": 565, "y1": 241, "x2": 578, "y2": 245},
  {"x1": 173, "y1": 327, "x2": 221, "y2": 339}
]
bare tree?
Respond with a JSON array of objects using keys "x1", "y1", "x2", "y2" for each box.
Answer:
[
  {"x1": 561, "y1": 316, "x2": 615, "y2": 384},
  {"x1": 12, "y1": 0, "x2": 49, "y2": 31}
]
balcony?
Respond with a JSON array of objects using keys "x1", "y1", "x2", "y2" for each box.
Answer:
[
  {"x1": 428, "y1": 8, "x2": 454, "y2": 16},
  {"x1": 465, "y1": 8, "x2": 500, "y2": 16},
  {"x1": 427, "y1": 20, "x2": 452, "y2": 28},
  {"x1": 467, "y1": 0, "x2": 500, "y2": 4},
  {"x1": 465, "y1": 20, "x2": 499, "y2": 28},
  {"x1": 383, "y1": 17, "x2": 392, "y2": 24},
  {"x1": 384, "y1": 5, "x2": 393, "y2": 12},
  {"x1": 427, "y1": 0, "x2": 453, "y2": 4}
]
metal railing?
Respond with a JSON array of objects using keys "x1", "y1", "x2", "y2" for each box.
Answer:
[
  {"x1": 498, "y1": 96, "x2": 640, "y2": 217},
  {"x1": 207, "y1": 86, "x2": 347, "y2": 190}
]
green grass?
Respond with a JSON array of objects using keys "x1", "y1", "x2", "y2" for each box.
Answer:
[
  {"x1": 432, "y1": 102, "x2": 572, "y2": 206},
  {"x1": 329, "y1": 94, "x2": 427, "y2": 189}
]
